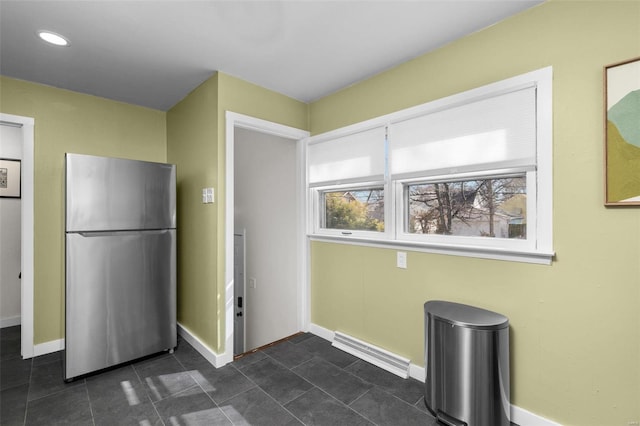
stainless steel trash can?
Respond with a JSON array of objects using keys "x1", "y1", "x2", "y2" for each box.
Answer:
[{"x1": 424, "y1": 301, "x2": 510, "y2": 426}]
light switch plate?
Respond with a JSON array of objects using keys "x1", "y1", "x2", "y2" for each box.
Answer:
[
  {"x1": 202, "y1": 187, "x2": 215, "y2": 204},
  {"x1": 397, "y1": 251, "x2": 407, "y2": 269}
]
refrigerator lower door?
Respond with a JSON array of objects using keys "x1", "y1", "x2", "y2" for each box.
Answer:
[{"x1": 65, "y1": 229, "x2": 176, "y2": 380}]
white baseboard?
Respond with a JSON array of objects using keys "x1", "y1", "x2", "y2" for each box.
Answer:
[
  {"x1": 309, "y1": 322, "x2": 562, "y2": 426},
  {"x1": 409, "y1": 363, "x2": 426, "y2": 382},
  {"x1": 177, "y1": 322, "x2": 229, "y2": 368},
  {"x1": 33, "y1": 338, "x2": 64, "y2": 357},
  {"x1": 26, "y1": 325, "x2": 229, "y2": 371},
  {"x1": 511, "y1": 406, "x2": 562, "y2": 426},
  {"x1": 0, "y1": 315, "x2": 21, "y2": 328},
  {"x1": 309, "y1": 322, "x2": 334, "y2": 341}
]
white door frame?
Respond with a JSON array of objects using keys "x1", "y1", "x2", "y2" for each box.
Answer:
[
  {"x1": 224, "y1": 111, "x2": 310, "y2": 364},
  {"x1": 0, "y1": 113, "x2": 35, "y2": 359}
]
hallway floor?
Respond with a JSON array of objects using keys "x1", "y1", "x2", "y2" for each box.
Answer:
[{"x1": 1, "y1": 326, "x2": 440, "y2": 425}]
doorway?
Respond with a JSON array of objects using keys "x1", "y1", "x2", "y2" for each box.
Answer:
[
  {"x1": 0, "y1": 124, "x2": 22, "y2": 328},
  {"x1": 224, "y1": 112, "x2": 309, "y2": 362},
  {"x1": 234, "y1": 127, "x2": 299, "y2": 353},
  {"x1": 0, "y1": 113, "x2": 34, "y2": 359}
]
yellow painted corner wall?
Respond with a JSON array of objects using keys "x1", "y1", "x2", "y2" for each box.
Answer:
[
  {"x1": 308, "y1": 2, "x2": 639, "y2": 426},
  {"x1": 0, "y1": 76, "x2": 167, "y2": 344},
  {"x1": 166, "y1": 74, "x2": 220, "y2": 350},
  {"x1": 216, "y1": 72, "x2": 308, "y2": 352},
  {"x1": 166, "y1": 72, "x2": 308, "y2": 354}
]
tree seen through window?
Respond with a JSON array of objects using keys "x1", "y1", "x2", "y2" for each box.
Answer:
[
  {"x1": 407, "y1": 177, "x2": 526, "y2": 239},
  {"x1": 324, "y1": 189, "x2": 384, "y2": 232}
]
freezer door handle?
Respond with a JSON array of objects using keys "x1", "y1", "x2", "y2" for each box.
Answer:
[{"x1": 77, "y1": 230, "x2": 172, "y2": 238}]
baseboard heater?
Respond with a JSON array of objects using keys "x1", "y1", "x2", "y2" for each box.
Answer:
[{"x1": 332, "y1": 331, "x2": 410, "y2": 379}]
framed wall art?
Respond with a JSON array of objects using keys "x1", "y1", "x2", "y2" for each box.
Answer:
[
  {"x1": 604, "y1": 57, "x2": 640, "y2": 206},
  {"x1": 0, "y1": 158, "x2": 21, "y2": 198}
]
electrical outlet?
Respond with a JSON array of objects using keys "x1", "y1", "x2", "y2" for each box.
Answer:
[
  {"x1": 249, "y1": 278, "x2": 256, "y2": 289},
  {"x1": 397, "y1": 251, "x2": 407, "y2": 269}
]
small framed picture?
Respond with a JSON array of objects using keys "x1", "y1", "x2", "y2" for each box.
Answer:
[
  {"x1": 604, "y1": 57, "x2": 640, "y2": 205},
  {"x1": 0, "y1": 158, "x2": 21, "y2": 198}
]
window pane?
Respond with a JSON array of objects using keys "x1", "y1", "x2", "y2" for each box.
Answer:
[
  {"x1": 407, "y1": 177, "x2": 526, "y2": 239},
  {"x1": 323, "y1": 188, "x2": 384, "y2": 232}
]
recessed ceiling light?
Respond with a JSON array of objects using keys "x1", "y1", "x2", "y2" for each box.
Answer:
[{"x1": 37, "y1": 30, "x2": 70, "y2": 47}]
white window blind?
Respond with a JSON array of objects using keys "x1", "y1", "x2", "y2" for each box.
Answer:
[
  {"x1": 307, "y1": 126, "x2": 386, "y2": 187},
  {"x1": 389, "y1": 86, "x2": 537, "y2": 180}
]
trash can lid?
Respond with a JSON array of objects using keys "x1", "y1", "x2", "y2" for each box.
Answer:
[{"x1": 424, "y1": 300, "x2": 508, "y2": 330}]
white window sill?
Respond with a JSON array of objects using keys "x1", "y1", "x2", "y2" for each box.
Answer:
[{"x1": 308, "y1": 234, "x2": 554, "y2": 265}]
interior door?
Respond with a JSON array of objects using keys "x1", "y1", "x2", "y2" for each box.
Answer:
[
  {"x1": 234, "y1": 128, "x2": 300, "y2": 351},
  {"x1": 233, "y1": 232, "x2": 245, "y2": 355}
]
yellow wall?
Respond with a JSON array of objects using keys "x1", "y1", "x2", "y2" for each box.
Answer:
[
  {"x1": 166, "y1": 74, "x2": 220, "y2": 349},
  {"x1": 167, "y1": 72, "x2": 308, "y2": 353},
  {"x1": 3, "y1": 2, "x2": 638, "y2": 423},
  {"x1": 0, "y1": 76, "x2": 167, "y2": 344},
  {"x1": 215, "y1": 73, "x2": 309, "y2": 351},
  {"x1": 0, "y1": 71, "x2": 307, "y2": 356},
  {"x1": 308, "y1": 2, "x2": 640, "y2": 425}
]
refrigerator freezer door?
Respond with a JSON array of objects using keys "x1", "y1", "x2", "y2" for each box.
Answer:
[
  {"x1": 66, "y1": 154, "x2": 176, "y2": 232},
  {"x1": 65, "y1": 229, "x2": 177, "y2": 380}
]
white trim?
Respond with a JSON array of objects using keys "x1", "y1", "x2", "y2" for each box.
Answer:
[
  {"x1": 310, "y1": 235, "x2": 553, "y2": 265},
  {"x1": 312, "y1": 181, "x2": 389, "y2": 241},
  {"x1": 0, "y1": 315, "x2": 21, "y2": 328},
  {"x1": 297, "y1": 138, "x2": 311, "y2": 334},
  {"x1": 28, "y1": 325, "x2": 229, "y2": 370},
  {"x1": 409, "y1": 363, "x2": 426, "y2": 382},
  {"x1": 512, "y1": 406, "x2": 563, "y2": 426},
  {"x1": 0, "y1": 113, "x2": 35, "y2": 359},
  {"x1": 224, "y1": 112, "x2": 310, "y2": 364},
  {"x1": 534, "y1": 66, "x2": 554, "y2": 254},
  {"x1": 392, "y1": 170, "x2": 535, "y2": 253},
  {"x1": 309, "y1": 322, "x2": 562, "y2": 426},
  {"x1": 177, "y1": 322, "x2": 227, "y2": 368},
  {"x1": 309, "y1": 322, "x2": 334, "y2": 341},
  {"x1": 33, "y1": 338, "x2": 64, "y2": 357},
  {"x1": 229, "y1": 113, "x2": 309, "y2": 140}
]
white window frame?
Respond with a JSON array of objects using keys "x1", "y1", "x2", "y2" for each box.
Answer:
[
  {"x1": 313, "y1": 181, "x2": 390, "y2": 240},
  {"x1": 306, "y1": 67, "x2": 554, "y2": 265},
  {"x1": 394, "y1": 169, "x2": 534, "y2": 251}
]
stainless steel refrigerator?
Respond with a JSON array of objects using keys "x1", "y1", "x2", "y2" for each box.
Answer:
[{"x1": 64, "y1": 153, "x2": 177, "y2": 381}]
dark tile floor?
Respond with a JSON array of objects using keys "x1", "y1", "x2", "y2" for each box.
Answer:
[{"x1": 1, "y1": 326, "x2": 439, "y2": 426}]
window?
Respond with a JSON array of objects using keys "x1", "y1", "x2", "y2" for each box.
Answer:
[
  {"x1": 322, "y1": 187, "x2": 385, "y2": 233},
  {"x1": 308, "y1": 126, "x2": 388, "y2": 239},
  {"x1": 307, "y1": 67, "x2": 553, "y2": 264},
  {"x1": 404, "y1": 175, "x2": 526, "y2": 238}
]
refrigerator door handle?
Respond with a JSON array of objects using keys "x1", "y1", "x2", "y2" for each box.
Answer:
[{"x1": 77, "y1": 230, "x2": 172, "y2": 238}]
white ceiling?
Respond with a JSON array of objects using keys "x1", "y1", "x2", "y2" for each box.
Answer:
[{"x1": 0, "y1": 0, "x2": 544, "y2": 111}]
